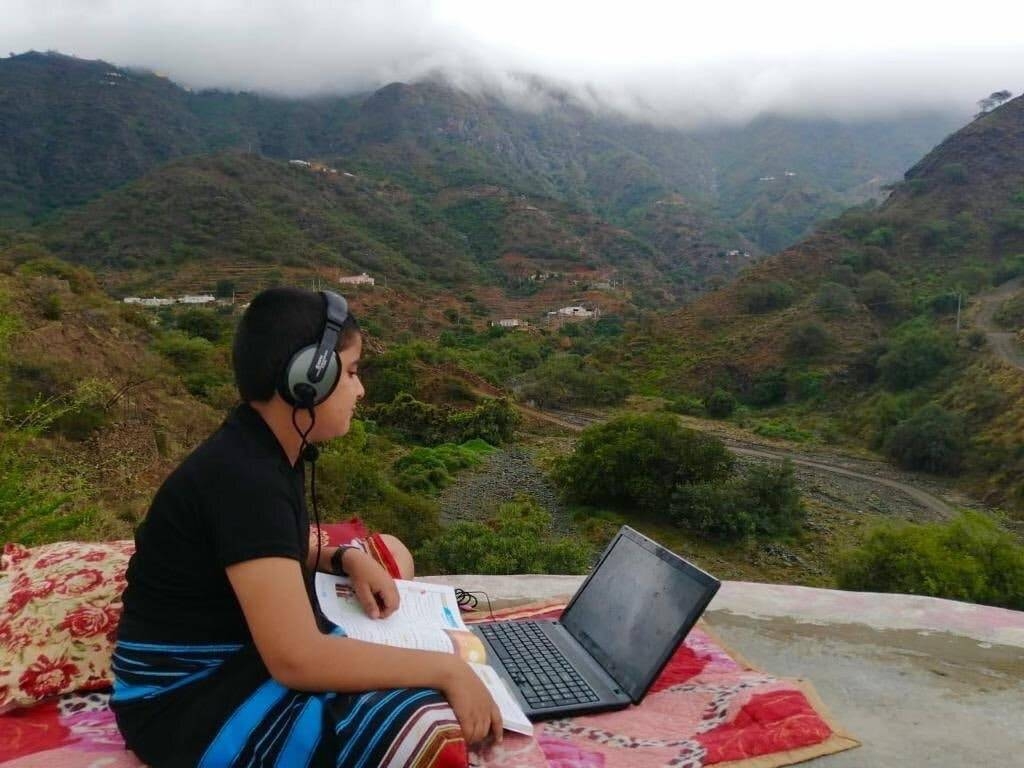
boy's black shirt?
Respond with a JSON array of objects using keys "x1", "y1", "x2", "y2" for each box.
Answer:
[{"x1": 118, "y1": 403, "x2": 312, "y2": 644}]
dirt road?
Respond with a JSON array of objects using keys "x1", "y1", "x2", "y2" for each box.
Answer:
[
  {"x1": 971, "y1": 275, "x2": 1024, "y2": 370},
  {"x1": 524, "y1": 406, "x2": 959, "y2": 520}
]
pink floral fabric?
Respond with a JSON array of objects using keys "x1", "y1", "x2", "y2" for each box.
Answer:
[{"x1": 1, "y1": 541, "x2": 135, "y2": 712}]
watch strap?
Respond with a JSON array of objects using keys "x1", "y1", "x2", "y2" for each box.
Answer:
[{"x1": 330, "y1": 545, "x2": 358, "y2": 576}]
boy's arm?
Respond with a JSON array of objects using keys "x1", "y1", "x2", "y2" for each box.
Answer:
[{"x1": 226, "y1": 556, "x2": 502, "y2": 744}]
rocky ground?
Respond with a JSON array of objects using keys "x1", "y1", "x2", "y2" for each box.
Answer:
[
  {"x1": 437, "y1": 443, "x2": 966, "y2": 535},
  {"x1": 436, "y1": 448, "x2": 571, "y2": 531}
]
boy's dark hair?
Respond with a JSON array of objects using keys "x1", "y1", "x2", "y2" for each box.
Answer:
[{"x1": 232, "y1": 287, "x2": 360, "y2": 403}]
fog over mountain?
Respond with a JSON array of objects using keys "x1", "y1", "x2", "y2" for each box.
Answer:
[{"x1": 4, "y1": 0, "x2": 1021, "y2": 125}]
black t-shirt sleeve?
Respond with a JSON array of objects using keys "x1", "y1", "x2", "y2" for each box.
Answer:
[{"x1": 207, "y1": 470, "x2": 305, "y2": 568}]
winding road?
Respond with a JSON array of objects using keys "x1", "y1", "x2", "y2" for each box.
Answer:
[
  {"x1": 523, "y1": 405, "x2": 958, "y2": 520},
  {"x1": 971, "y1": 275, "x2": 1024, "y2": 371}
]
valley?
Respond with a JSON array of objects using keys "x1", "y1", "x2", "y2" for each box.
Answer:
[{"x1": 1, "y1": 52, "x2": 1023, "y2": 611}]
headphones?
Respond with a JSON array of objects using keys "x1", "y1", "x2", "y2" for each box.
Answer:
[{"x1": 277, "y1": 290, "x2": 350, "y2": 409}]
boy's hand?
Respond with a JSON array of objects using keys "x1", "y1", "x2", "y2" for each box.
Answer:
[
  {"x1": 440, "y1": 658, "x2": 503, "y2": 746},
  {"x1": 342, "y1": 548, "x2": 400, "y2": 619}
]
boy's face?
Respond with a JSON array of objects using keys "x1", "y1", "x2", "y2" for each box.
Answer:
[{"x1": 311, "y1": 336, "x2": 364, "y2": 441}]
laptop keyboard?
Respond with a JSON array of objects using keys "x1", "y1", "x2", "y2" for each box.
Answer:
[{"x1": 479, "y1": 621, "x2": 600, "y2": 709}]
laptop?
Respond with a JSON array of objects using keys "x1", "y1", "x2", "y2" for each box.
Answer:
[{"x1": 470, "y1": 525, "x2": 720, "y2": 720}]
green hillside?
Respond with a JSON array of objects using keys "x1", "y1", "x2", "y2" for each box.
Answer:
[
  {"x1": 1, "y1": 51, "x2": 961, "y2": 260},
  {"x1": 637, "y1": 96, "x2": 1024, "y2": 512}
]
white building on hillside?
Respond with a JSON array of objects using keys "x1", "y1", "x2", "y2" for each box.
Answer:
[
  {"x1": 179, "y1": 294, "x2": 216, "y2": 304},
  {"x1": 553, "y1": 305, "x2": 595, "y2": 318},
  {"x1": 338, "y1": 272, "x2": 375, "y2": 287},
  {"x1": 494, "y1": 319, "x2": 521, "y2": 328}
]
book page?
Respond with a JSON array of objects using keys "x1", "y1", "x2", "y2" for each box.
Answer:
[
  {"x1": 314, "y1": 574, "x2": 530, "y2": 734},
  {"x1": 314, "y1": 574, "x2": 486, "y2": 661},
  {"x1": 470, "y1": 662, "x2": 534, "y2": 736}
]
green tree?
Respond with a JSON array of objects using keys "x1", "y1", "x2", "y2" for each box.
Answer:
[
  {"x1": 877, "y1": 329, "x2": 953, "y2": 390},
  {"x1": 552, "y1": 414, "x2": 734, "y2": 513},
  {"x1": 705, "y1": 388, "x2": 737, "y2": 418},
  {"x1": 419, "y1": 497, "x2": 591, "y2": 575},
  {"x1": 884, "y1": 404, "x2": 967, "y2": 475},
  {"x1": 739, "y1": 281, "x2": 796, "y2": 314},
  {"x1": 857, "y1": 270, "x2": 904, "y2": 317},
  {"x1": 785, "y1": 322, "x2": 831, "y2": 360},
  {"x1": 835, "y1": 512, "x2": 1024, "y2": 610}
]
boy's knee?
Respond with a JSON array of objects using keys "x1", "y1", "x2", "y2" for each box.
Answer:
[{"x1": 379, "y1": 533, "x2": 415, "y2": 579}]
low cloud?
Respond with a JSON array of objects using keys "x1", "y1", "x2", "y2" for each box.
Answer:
[{"x1": 4, "y1": 1, "x2": 1021, "y2": 124}]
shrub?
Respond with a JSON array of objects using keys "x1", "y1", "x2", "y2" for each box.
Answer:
[
  {"x1": 877, "y1": 329, "x2": 953, "y2": 390},
  {"x1": 992, "y1": 255, "x2": 1024, "y2": 285},
  {"x1": 552, "y1": 414, "x2": 734, "y2": 514},
  {"x1": 753, "y1": 419, "x2": 813, "y2": 442},
  {"x1": 786, "y1": 322, "x2": 832, "y2": 360},
  {"x1": 857, "y1": 270, "x2": 904, "y2": 317},
  {"x1": 392, "y1": 440, "x2": 495, "y2": 495},
  {"x1": 418, "y1": 497, "x2": 592, "y2": 575},
  {"x1": 705, "y1": 388, "x2": 737, "y2": 418},
  {"x1": 1, "y1": 394, "x2": 98, "y2": 544},
  {"x1": 517, "y1": 354, "x2": 630, "y2": 408},
  {"x1": 664, "y1": 395, "x2": 705, "y2": 416},
  {"x1": 746, "y1": 370, "x2": 787, "y2": 407},
  {"x1": 993, "y1": 294, "x2": 1024, "y2": 330},
  {"x1": 816, "y1": 282, "x2": 855, "y2": 315},
  {"x1": 154, "y1": 330, "x2": 214, "y2": 369},
  {"x1": 884, "y1": 404, "x2": 967, "y2": 475},
  {"x1": 942, "y1": 163, "x2": 968, "y2": 185},
  {"x1": 740, "y1": 281, "x2": 796, "y2": 313},
  {"x1": 312, "y1": 421, "x2": 441, "y2": 550},
  {"x1": 176, "y1": 308, "x2": 227, "y2": 342},
  {"x1": 835, "y1": 512, "x2": 1024, "y2": 610},
  {"x1": 370, "y1": 394, "x2": 519, "y2": 446},
  {"x1": 669, "y1": 461, "x2": 804, "y2": 541}
]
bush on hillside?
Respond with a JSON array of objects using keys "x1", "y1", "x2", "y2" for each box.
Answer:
[
  {"x1": 663, "y1": 395, "x2": 705, "y2": 416},
  {"x1": 816, "y1": 282, "x2": 855, "y2": 315},
  {"x1": 705, "y1": 388, "x2": 737, "y2": 418},
  {"x1": 313, "y1": 421, "x2": 441, "y2": 550},
  {"x1": 857, "y1": 270, "x2": 904, "y2": 318},
  {"x1": 418, "y1": 497, "x2": 592, "y2": 575},
  {"x1": 884, "y1": 404, "x2": 967, "y2": 475},
  {"x1": 785, "y1": 322, "x2": 832, "y2": 360},
  {"x1": 516, "y1": 354, "x2": 630, "y2": 408},
  {"x1": 835, "y1": 512, "x2": 1024, "y2": 610},
  {"x1": 176, "y1": 308, "x2": 227, "y2": 342},
  {"x1": 992, "y1": 294, "x2": 1024, "y2": 330},
  {"x1": 746, "y1": 370, "x2": 787, "y2": 407},
  {"x1": 669, "y1": 461, "x2": 804, "y2": 541},
  {"x1": 552, "y1": 414, "x2": 734, "y2": 514},
  {"x1": 877, "y1": 328, "x2": 953, "y2": 390},
  {"x1": 992, "y1": 255, "x2": 1024, "y2": 285},
  {"x1": 739, "y1": 281, "x2": 796, "y2": 314},
  {"x1": 369, "y1": 393, "x2": 519, "y2": 446},
  {"x1": 392, "y1": 440, "x2": 494, "y2": 494}
]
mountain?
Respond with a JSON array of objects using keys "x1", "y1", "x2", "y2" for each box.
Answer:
[
  {"x1": 2, "y1": 51, "x2": 961, "y2": 258},
  {"x1": 639, "y1": 95, "x2": 1024, "y2": 511}
]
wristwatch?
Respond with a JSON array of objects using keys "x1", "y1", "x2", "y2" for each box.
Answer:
[{"x1": 330, "y1": 545, "x2": 358, "y2": 576}]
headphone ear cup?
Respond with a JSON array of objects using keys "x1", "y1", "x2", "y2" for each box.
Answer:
[{"x1": 280, "y1": 345, "x2": 341, "y2": 407}]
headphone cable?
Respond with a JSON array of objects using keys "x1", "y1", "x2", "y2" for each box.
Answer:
[{"x1": 292, "y1": 406, "x2": 322, "y2": 592}]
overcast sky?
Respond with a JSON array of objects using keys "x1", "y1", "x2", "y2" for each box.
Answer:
[{"x1": 4, "y1": 0, "x2": 1022, "y2": 125}]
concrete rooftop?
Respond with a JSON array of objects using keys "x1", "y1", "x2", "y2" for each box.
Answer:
[{"x1": 421, "y1": 575, "x2": 1024, "y2": 767}]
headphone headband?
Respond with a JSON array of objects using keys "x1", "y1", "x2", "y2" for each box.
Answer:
[{"x1": 306, "y1": 291, "x2": 349, "y2": 385}]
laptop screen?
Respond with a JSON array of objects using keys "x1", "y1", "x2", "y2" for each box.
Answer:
[{"x1": 560, "y1": 527, "x2": 720, "y2": 702}]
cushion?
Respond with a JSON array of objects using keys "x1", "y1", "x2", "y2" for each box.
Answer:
[
  {"x1": 0, "y1": 540, "x2": 134, "y2": 713},
  {"x1": 1, "y1": 518, "x2": 369, "y2": 712}
]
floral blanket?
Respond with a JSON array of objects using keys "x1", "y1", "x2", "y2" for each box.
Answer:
[{"x1": 0, "y1": 600, "x2": 857, "y2": 768}]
